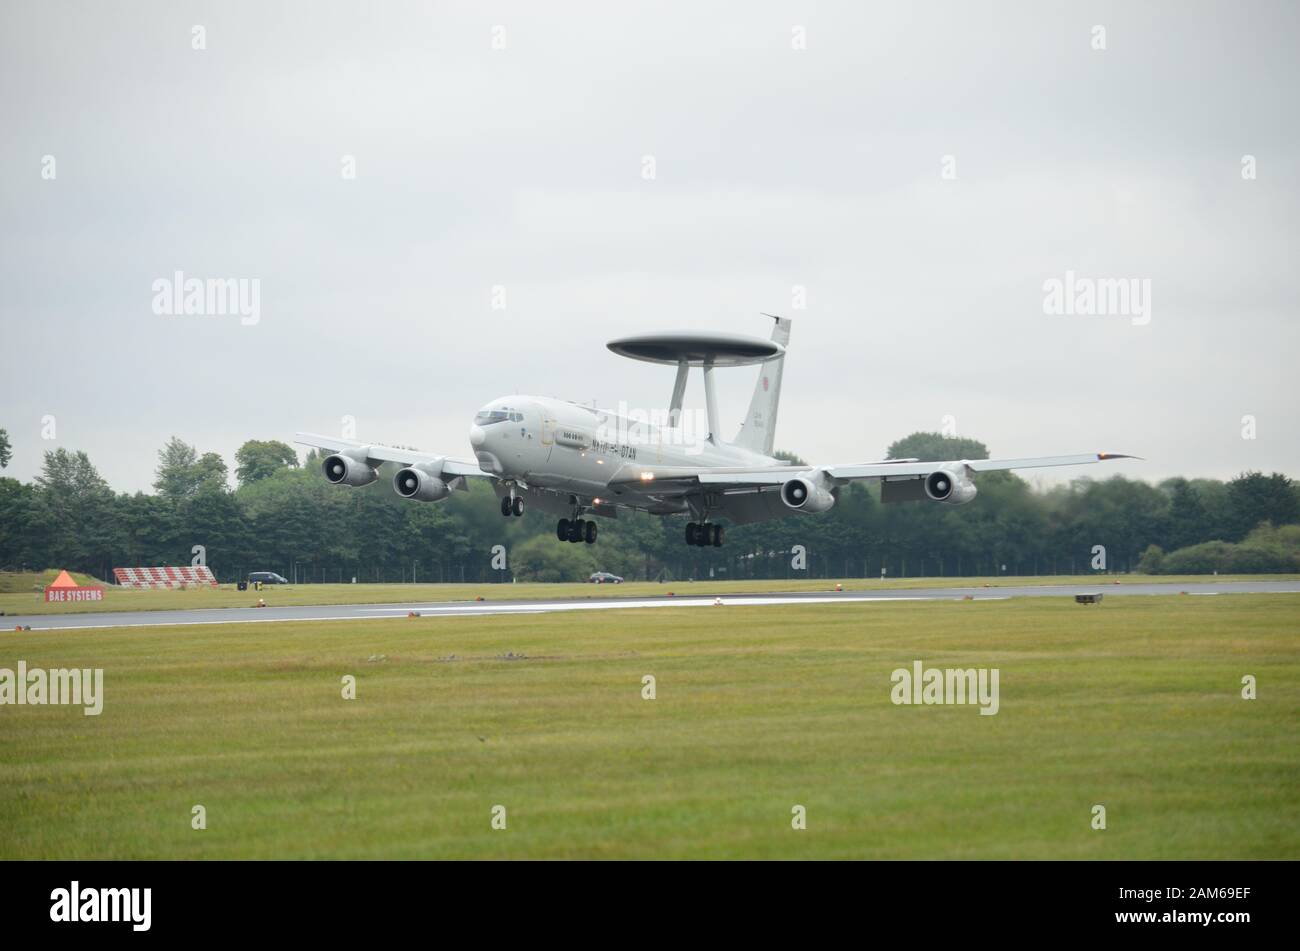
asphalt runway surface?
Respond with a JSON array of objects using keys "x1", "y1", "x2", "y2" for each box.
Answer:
[{"x1": 5, "y1": 580, "x2": 1299, "y2": 631}]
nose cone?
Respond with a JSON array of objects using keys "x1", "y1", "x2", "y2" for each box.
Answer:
[{"x1": 469, "y1": 424, "x2": 487, "y2": 448}]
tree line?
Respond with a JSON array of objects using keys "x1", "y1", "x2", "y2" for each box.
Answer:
[{"x1": 0, "y1": 427, "x2": 1297, "y2": 584}]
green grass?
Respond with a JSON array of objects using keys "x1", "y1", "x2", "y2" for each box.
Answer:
[
  {"x1": 2, "y1": 572, "x2": 1296, "y2": 616},
  {"x1": 1, "y1": 594, "x2": 1296, "y2": 858}
]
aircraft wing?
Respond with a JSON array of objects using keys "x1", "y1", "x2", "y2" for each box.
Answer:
[
  {"x1": 293, "y1": 432, "x2": 489, "y2": 478},
  {"x1": 820, "y1": 452, "x2": 1137, "y2": 482},
  {"x1": 609, "y1": 453, "x2": 1137, "y2": 493}
]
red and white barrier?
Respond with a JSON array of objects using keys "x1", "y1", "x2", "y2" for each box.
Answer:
[{"x1": 113, "y1": 566, "x2": 218, "y2": 589}]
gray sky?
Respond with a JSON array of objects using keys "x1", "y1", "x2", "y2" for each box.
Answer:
[{"x1": 2, "y1": 1, "x2": 1297, "y2": 493}]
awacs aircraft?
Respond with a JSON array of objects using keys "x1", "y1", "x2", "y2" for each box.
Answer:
[{"x1": 296, "y1": 317, "x2": 1134, "y2": 547}]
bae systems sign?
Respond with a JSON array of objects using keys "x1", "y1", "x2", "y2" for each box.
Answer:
[{"x1": 43, "y1": 570, "x2": 104, "y2": 603}]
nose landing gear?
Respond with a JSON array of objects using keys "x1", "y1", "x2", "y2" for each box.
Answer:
[{"x1": 500, "y1": 491, "x2": 525, "y2": 517}]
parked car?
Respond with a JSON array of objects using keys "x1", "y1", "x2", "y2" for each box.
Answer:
[
  {"x1": 589, "y1": 572, "x2": 624, "y2": 584},
  {"x1": 247, "y1": 571, "x2": 289, "y2": 585}
]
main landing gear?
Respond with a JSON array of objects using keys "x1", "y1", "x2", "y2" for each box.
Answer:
[
  {"x1": 557, "y1": 517, "x2": 597, "y2": 544},
  {"x1": 685, "y1": 522, "x2": 723, "y2": 547},
  {"x1": 500, "y1": 493, "x2": 525, "y2": 517}
]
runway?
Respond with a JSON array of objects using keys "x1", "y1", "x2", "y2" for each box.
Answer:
[{"x1": 5, "y1": 580, "x2": 1299, "y2": 631}]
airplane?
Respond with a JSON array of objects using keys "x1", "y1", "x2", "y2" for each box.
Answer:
[{"x1": 295, "y1": 317, "x2": 1135, "y2": 547}]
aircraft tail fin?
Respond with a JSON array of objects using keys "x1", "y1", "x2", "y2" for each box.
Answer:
[{"x1": 731, "y1": 315, "x2": 790, "y2": 456}]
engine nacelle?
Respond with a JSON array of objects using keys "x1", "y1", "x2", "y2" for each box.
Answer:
[
  {"x1": 393, "y1": 466, "x2": 450, "y2": 502},
  {"x1": 780, "y1": 474, "x2": 836, "y2": 514},
  {"x1": 924, "y1": 469, "x2": 977, "y2": 505},
  {"x1": 322, "y1": 453, "x2": 377, "y2": 487}
]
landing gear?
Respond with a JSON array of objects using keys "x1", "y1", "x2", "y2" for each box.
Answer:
[
  {"x1": 512, "y1": 496, "x2": 525, "y2": 517},
  {"x1": 685, "y1": 522, "x2": 724, "y2": 547},
  {"x1": 557, "y1": 517, "x2": 597, "y2": 544},
  {"x1": 502, "y1": 492, "x2": 526, "y2": 517},
  {"x1": 501, "y1": 496, "x2": 513, "y2": 517}
]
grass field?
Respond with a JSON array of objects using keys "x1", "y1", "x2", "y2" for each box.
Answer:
[
  {"x1": 3, "y1": 572, "x2": 1297, "y2": 617},
  {"x1": 2, "y1": 593, "x2": 1296, "y2": 859}
]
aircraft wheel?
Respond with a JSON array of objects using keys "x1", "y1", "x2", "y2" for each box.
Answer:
[
  {"x1": 712, "y1": 525, "x2": 724, "y2": 547},
  {"x1": 512, "y1": 496, "x2": 525, "y2": 517},
  {"x1": 569, "y1": 519, "x2": 585, "y2": 543},
  {"x1": 501, "y1": 496, "x2": 512, "y2": 517},
  {"x1": 685, "y1": 522, "x2": 697, "y2": 545},
  {"x1": 557, "y1": 518, "x2": 569, "y2": 541},
  {"x1": 585, "y1": 521, "x2": 597, "y2": 544}
]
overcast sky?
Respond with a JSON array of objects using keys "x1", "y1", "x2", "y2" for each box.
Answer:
[{"x1": 2, "y1": 1, "x2": 1297, "y2": 493}]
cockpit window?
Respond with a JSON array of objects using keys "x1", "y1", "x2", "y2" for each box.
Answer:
[{"x1": 475, "y1": 410, "x2": 509, "y2": 426}]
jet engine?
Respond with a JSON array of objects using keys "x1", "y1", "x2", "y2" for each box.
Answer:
[
  {"x1": 924, "y1": 469, "x2": 977, "y2": 505},
  {"x1": 780, "y1": 473, "x2": 836, "y2": 513},
  {"x1": 393, "y1": 465, "x2": 450, "y2": 502},
  {"x1": 322, "y1": 452, "x2": 377, "y2": 487}
]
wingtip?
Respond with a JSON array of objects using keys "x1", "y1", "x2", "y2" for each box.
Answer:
[{"x1": 1098, "y1": 452, "x2": 1143, "y2": 461}]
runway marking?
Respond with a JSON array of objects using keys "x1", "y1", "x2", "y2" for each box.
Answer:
[
  {"x1": 12, "y1": 594, "x2": 986, "y2": 630},
  {"x1": 8, "y1": 583, "x2": 1297, "y2": 632}
]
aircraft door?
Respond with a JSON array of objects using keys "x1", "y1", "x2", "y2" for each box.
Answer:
[{"x1": 539, "y1": 408, "x2": 556, "y2": 463}]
